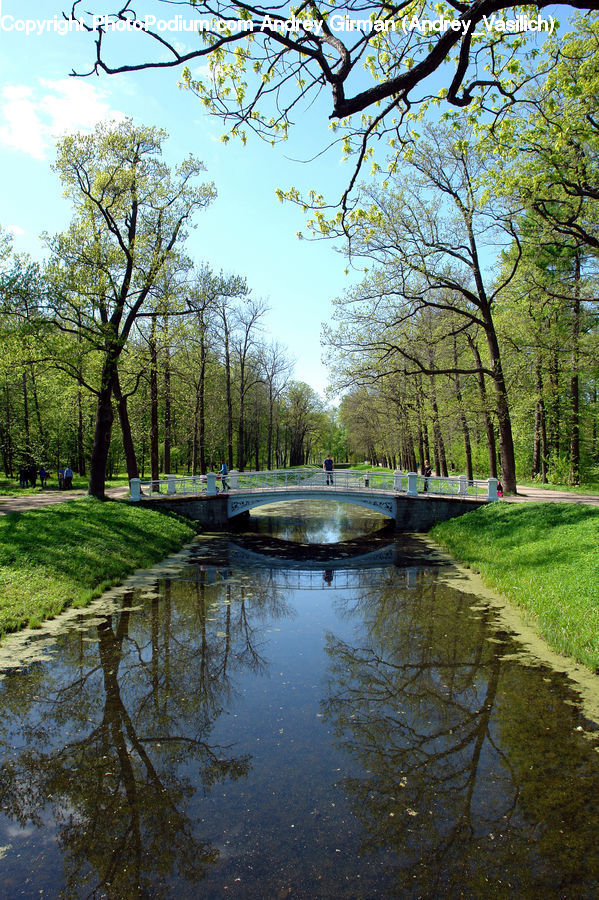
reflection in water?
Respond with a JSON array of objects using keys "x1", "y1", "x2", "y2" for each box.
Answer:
[
  {"x1": 240, "y1": 498, "x2": 391, "y2": 543},
  {"x1": 0, "y1": 502, "x2": 597, "y2": 897},
  {"x1": 323, "y1": 579, "x2": 599, "y2": 897}
]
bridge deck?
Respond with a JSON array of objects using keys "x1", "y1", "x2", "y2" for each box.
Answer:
[{"x1": 131, "y1": 468, "x2": 496, "y2": 503}]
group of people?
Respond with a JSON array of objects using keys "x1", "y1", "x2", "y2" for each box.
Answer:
[
  {"x1": 17, "y1": 464, "x2": 74, "y2": 490},
  {"x1": 58, "y1": 466, "x2": 74, "y2": 490},
  {"x1": 18, "y1": 464, "x2": 40, "y2": 488}
]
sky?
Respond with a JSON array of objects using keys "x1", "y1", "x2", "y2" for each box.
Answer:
[{"x1": 0, "y1": 0, "x2": 360, "y2": 398}]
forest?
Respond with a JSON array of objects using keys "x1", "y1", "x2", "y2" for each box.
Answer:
[
  {"x1": 0, "y1": 120, "x2": 344, "y2": 498},
  {"x1": 320, "y1": 14, "x2": 599, "y2": 492},
  {"x1": 1, "y1": 13, "x2": 598, "y2": 496}
]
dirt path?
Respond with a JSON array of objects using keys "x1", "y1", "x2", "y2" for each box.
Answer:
[
  {"x1": 502, "y1": 485, "x2": 599, "y2": 507},
  {"x1": 0, "y1": 485, "x2": 129, "y2": 515}
]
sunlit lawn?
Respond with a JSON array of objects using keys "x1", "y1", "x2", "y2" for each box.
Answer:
[
  {"x1": 432, "y1": 502, "x2": 599, "y2": 671},
  {"x1": 0, "y1": 498, "x2": 198, "y2": 639}
]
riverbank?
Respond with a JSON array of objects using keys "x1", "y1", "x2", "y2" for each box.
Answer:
[
  {"x1": 431, "y1": 502, "x2": 599, "y2": 672},
  {"x1": 0, "y1": 498, "x2": 198, "y2": 640}
]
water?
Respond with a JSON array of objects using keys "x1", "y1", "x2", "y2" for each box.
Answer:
[{"x1": 0, "y1": 501, "x2": 598, "y2": 898}]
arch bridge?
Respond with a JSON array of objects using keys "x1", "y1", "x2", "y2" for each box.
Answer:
[{"x1": 130, "y1": 468, "x2": 497, "y2": 532}]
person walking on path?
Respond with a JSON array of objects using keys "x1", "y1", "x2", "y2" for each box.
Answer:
[
  {"x1": 323, "y1": 454, "x2": 334, "y2": 486},
  {"x1": 63, "y1": 465, "x2": 73, "y2": 490}
]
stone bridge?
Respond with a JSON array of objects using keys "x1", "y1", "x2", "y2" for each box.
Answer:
[{"x1": 130, "y1": 468, "x2": 496, "y2": 532}]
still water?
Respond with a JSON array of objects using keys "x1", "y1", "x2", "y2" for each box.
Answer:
[{"x1": 0, "y1": 501, "x2": 598, "y2": 898}]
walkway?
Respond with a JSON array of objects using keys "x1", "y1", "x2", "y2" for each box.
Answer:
[
  {"x1": 503, "y1": 485, "x2": 599, "y2": 507},
  {"x1": 0, "y1": 485, "x2": 129, "y2": 516}
]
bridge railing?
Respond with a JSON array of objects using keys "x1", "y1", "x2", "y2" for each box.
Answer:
[
  {"x1": 411, "y1": 474, "x2": 492, "y2": 499},
  {"x1": 130, "y1": 469, "x2": 496, "y2": 501},
  {"x1": 131, "y1": 474, "x2": 209, "y2": 499}
]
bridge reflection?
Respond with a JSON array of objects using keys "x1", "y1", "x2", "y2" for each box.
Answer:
[{"x1": 175, "y1": 531, "x2": 446, "y2": 591}]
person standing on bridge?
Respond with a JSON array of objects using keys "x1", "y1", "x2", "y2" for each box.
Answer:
[
  {"x1": 219, "y1": 460, "x2": 229, "y2": 492},
  {"x1": 423, "y1": 459, "x2": 432, "y2": 492},
  {"x1": 323, "y1": 454, "x2": 334, "y2": 486}
]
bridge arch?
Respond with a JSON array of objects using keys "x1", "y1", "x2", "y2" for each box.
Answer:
[{"x1": 227, "y1": 490, "x2": 395, "y2": 520}]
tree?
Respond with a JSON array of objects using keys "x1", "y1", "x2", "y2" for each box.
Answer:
[
  {"x1": 45, "y1": 118, "x2": 216, "y2": 498},
  {"x1": 282, "y1": 380, "x2": 326, "y2": 465},
  {"x1": 324, "y1": 124, "x2": 520, "y2": 490},
  {"x1": 70, "y1": 2, "x2": 599, "y2": 213},
  {"x1": 261, "y1": 341, "x2": 293, "y2": 469},
  {"x1": 232, "y1": 298, "x2": 267, "y2": 470}
]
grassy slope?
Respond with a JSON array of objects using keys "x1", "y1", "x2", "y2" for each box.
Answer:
[
  {"x1": 431, "y1": 502, "x2": 599, "y2": 671},
  {"x1": 0, "y1": 498, "x2": 198, "y2": 639}
]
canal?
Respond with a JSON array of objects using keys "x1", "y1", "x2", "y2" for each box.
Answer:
[{"x1": 0, "y1": 500, "x2": 598, "y2": 898}]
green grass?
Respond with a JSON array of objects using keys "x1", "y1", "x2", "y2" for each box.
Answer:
[
  {"x1": 0, "y1": 498, "x2": 198, "y2": 639},
  {"x1": 431, "y1": 502, "x2": 599, "y2": 671}
]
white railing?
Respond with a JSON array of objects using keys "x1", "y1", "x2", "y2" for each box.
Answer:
[
  {"x1": 411, "y1": 474, "x2": 492, "y2": 500},
  {"x1": 130, "y1": 469, "x2": 497, "y2": 502}
]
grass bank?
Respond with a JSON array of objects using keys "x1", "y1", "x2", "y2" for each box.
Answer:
[
  {"x1": 0, "y1": 498, "x2": 198, "y2": 640},
  {"x1": 431, "y1": 502, "x2": 599, "y2": 671}
]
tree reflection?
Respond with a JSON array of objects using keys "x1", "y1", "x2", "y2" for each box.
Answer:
[
  {"x1": 0, "y1": 561, "x2": 291, "y2": 898},
  {"x1": 323, "y1": 573, "x2": 599, "y2": 897}
]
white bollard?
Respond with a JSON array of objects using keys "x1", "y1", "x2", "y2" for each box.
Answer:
[
  {"x1": 459, "y1": 475, "x2": 467, "y2": 496},
  {"x1": 407, "y1": 472, "x2": 419, "y2": 497},
  {"x1": 167, "y1": 474, "x2": 176, "y2": 495},
  {"x1": 487, "y1": 478, "x2": 498, "y2": 501},
  {"x1": 130, "y1": 478, "x2": 141, "y2": 502},
  {"x1": 229, "y1": 469, "x2": 239, "y2": 489},
  {"x1": 206, "y1": 472, "x2": 217, "y2": 496},
  {"x1": 393, "y1": 470, "x2": 403, "y2": 492}
]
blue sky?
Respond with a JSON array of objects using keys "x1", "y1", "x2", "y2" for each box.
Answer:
[{"x1": 0, "y1": 0, "x2": 358, "y2": 397}]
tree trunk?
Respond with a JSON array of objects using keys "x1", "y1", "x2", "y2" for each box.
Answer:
[
  {"x1": 267, "y1": 385, "x2": 274, "y2": 470},
  {"x1": 30, "y1": 367, "x2": 46, "y2": 450},
  {"x1": 4, "y1": 383, "x2": 13, "y2": 476},
  {"x1": 569, "y1": 251, "x2": 581, "y2": 485},
  {"x1": 114, "y1": 368, "x2": 139, "y2": 481},
  {"x1": 192, "y1": 387, "x2": 200, "y2": 477},
  {"x1": 198, "y1": 317, "x2": 207, "y2": 475},
  {"x1": 428, "y1": 374, "x2": 448, "y2": 477},
  {"x1": 468, "y1": 339, "x2": 497, "y2": 480},
  {"x1": 221, "y1": 320, "x2": 234, "y2": 471},
  {"x1": 88, "y1": 357, "x2": 117, "y2": 499},
  {"x1": 163, "y1": 327, "x2": 172, "y2": 474},
  {"x1": 77, "y1": 391, "x2": 86, "y2": 475},
  {"x1": 532, "y1": 361, "x2": 548, "y2": 482},
  {"x1": 483, "y1": 313, "x2": 516, "y2": 493},
  {"x1": 548, "y1": 338, "x2": 560, "y2": 460},
  {"x1": 452, "y1": 336, "x2": 473, "y2": 481},
  {"x1": 149, "y1": 316, "x2": 160, "y2": 488},
  {"x1": 22, "y1": 372, "x2": 30, "y2": 453}
]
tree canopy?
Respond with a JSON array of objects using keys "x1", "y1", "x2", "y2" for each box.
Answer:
[{"x1": 70, "y1": 1, "x2": 599, "y2": 209}]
